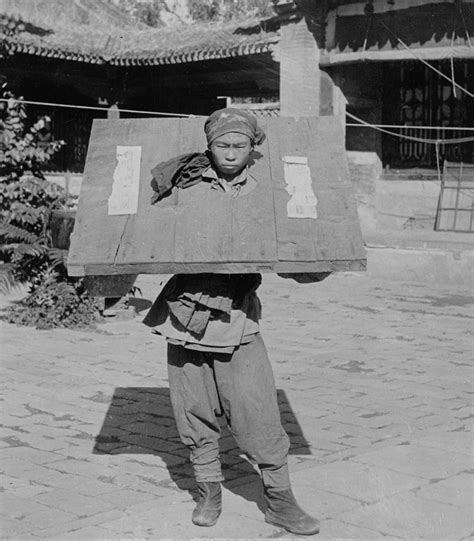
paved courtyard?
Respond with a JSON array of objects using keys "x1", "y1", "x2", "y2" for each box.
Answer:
[{"x1": 1, "y1": 272, "x2": 473, "y2": 539}]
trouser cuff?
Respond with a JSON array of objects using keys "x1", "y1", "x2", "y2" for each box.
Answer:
[
  {"x1": 191, "y1": 444, "x2": 224, "y2": 483},
  {"x1": 195, "y1": 473, "x2": 225, "y2": 483},
  {"x1": 260, "y1": 461, "x2": 291, "y2": 490}
]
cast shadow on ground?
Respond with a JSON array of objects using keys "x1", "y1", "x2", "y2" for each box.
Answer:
[
  {"x1": 127, "y1": 297, "x2": 153, "y2": 313},
  {"x1": 93, "y1": 387, "x2": 311, "y2": 512}
]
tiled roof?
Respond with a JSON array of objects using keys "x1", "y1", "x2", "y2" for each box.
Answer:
[{"x1": 0, "y1": 0, "x2": 281, "y2": 65}]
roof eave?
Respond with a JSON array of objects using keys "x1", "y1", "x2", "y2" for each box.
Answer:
[{"x1": 1, "y1": 38, "x2": 278, "y2": 66}]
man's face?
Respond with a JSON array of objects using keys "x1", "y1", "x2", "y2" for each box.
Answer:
[{"x1": 209, "y1": 132, "x2": 252, "y2": 178}]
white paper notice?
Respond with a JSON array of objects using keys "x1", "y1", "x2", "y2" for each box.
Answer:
[
  {"x1": 108, "y1": 145, "x2": 142, "y2": 215},
  {"x1": 283, "y1": 156, "x2": 318, "y2": 219}
]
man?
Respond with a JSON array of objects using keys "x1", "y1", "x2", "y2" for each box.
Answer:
[{"x1": 144, "y1": 108, "x2": 327, "y2": 536}]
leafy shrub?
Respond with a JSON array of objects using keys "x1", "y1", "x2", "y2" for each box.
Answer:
[
  {"x1": 0, "y1": 85, "x2": 101, "y2": 328},
  {"x1": 5, "y1": 269, "x2": 101, "y2": 329}
]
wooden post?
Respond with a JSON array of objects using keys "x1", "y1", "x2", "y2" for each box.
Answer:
[
  {"x1": 279, "y1": 17, "x2": 321, "y2": 117},
  {"x1": 332, "y1": 84, "x2": 347, "y2": 139},
  {"x1": 64, "y1": 170, "x2": 71, "y2": 198},
  {"x1": 107, "y1": 104, "x2": 120, "y2": 119}
]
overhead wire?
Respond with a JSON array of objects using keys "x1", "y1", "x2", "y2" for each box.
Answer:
[
  {"x1": 358, "y1": 1, "x2": 474, "y2": 204},
  {"x1": 2, "y1": 97, "x2": 472, "y2": 145},
  {"x1": 0, "y1": 97, "x2": 205, "y2": 117},
  {"x1": 361, "y1": 1, "x2": 374, "y2": 57},
  {"x1": 377, "y1": 19, "x2": 474, "y2": 98},
  {"x1": 2, "y1": 99, "x2": 472, "y2": 198},
  {"x1": 346, "y1": 111, "x2": 474, "y2": 200},
  {"x1": 351, "y1": 4, "x2": 474, "y2": 203},
  {"x1": 345, "y1": 111, "x2": 474, "y2": 144},
  {"x1": 458, "y1": 0, "x2": 472, "y2": 47},
  {"x1": 346, "y1": 123, "x2": 474, "y2": 131}
]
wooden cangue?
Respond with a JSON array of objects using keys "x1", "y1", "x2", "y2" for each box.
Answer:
[{"x1": 67, "y1": 116, "x2": 366, "y2": 277}]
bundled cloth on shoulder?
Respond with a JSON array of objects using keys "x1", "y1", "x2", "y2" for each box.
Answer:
[{"x1": 150, "y1": 152, "x2": 210, "y2": 204}]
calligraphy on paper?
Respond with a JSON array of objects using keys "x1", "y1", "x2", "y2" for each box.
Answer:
[
  {"x1": 283, "y1": 156, "x2": 318, "y2": 219},
  {"x1": 108, "y1": 145, "x2": 142, "y2": 215}
]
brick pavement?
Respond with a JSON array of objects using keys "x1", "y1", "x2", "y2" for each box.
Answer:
[{"x1": 1, "y1": 273, "x2": 473, "y2": 540}]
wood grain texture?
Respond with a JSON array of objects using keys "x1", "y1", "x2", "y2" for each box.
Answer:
[
  {"x1": 67, "y1": 116, "x2": 366, "y2": 277},
  {"x1": 230, "y1": 139, "x2": 278, "y2": 263},
  {"x1": 174, "y1": 180, "x2": 234, "y2": 262},
  {"x1": 68, "y1": 120, "x2": 131, "y2": 269},
  {"x1": 79, "y1": 259, "x2": 366, "y2": 276},
  {"x1": 267, "y1": 117, "x2": 318, "y2": 262},
  {"x1": 306, "y1": 116, "x2": 366, "y2": 262},
  {"x1": 114, "y1": 118, "x2": 179, "y2": 266}
]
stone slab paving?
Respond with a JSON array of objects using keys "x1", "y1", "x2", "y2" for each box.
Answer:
[{"x1": 1, "y1": 272, "x2": 473, "y2": 540}]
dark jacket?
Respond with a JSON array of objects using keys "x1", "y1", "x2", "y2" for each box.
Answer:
[
  {"x1": 143, "y1": 273, "x2": 262, "y2": 338},
  {"x1": 150, "y1": 152, "x2": 211, "y2": 203}
]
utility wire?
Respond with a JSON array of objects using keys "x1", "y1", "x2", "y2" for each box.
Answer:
[
  {"x1": 0, "y1": 98, "x2": 205, "y2": 117},
  {"x1": 346, "y1": 111, "x2": 474, "y2": 144},
  {"x1": 346, "y1": 123, "x2": 474, "y2": 131},
  {"x1": 3, "y1": 98, "x2": 472, "y2": 201},
  {"x1": 347, "y1": 111, "x2": 474, "y2": 201},
  {"x1": 378, "y1": 20, "x2": 474, "y2": 99},
  {"x1": 2, "y1": 98, "x2": 473, "y2": 138},
  {"x1": 458, "y1": 0, "x2": 472, "y2": 48}
]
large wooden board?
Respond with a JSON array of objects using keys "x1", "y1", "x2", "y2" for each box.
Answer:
[{"x1": 68, "y1": 116, "x2": 366, "y2": 276}]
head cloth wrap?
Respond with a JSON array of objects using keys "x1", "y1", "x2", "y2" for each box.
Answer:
[{"x1": 204, "y1": 107, "x2": 266, "y2": 147}]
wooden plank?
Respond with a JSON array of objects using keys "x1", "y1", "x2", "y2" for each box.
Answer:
[
  {"x1": 267, "y1": 117, "x2": 318, "y2": 262},
  {"x1": 68, "y1": 120, "x2": 131, "y2": 270},
  {"x1": 307, "y1": 116, "x2": 366, "y2": 262},
  {"x1": 307, "y1": 120, "x2": 336, "y2": 262},
  {"x1": 178, "y1": 117, "x2": 207, "y2": 153},
  {"x1": 230, "y1": 119, "x2": 278, "y2": 263},
  {"x1": 174, "y1": 182, "x2": 234, "y2": 263},
  {"x1": 80, "y1": 258, "x2": 366, "y2": 276},
  {"x1": 114, "y1": 118, "x2": 180, "y2": 266}
]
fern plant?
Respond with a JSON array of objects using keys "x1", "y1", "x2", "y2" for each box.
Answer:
[{"x1": 0, "y1": 84, "x2": 101, "y2": 328}]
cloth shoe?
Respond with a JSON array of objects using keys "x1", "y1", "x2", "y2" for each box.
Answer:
[
  {"x1": 264, "y1": 487, "x2": 320, "y2": 536},
  {"x1": 192, "y1": 481, "x2": 222, "y2": 527}
]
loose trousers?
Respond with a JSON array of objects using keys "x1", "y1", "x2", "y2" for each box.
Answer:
[{"x1": 167, "y1": 333, "x2": 291, "y2": 488}]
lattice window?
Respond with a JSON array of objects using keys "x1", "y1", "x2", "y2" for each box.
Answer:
[
  {"x1": 383, "y1": 60, "x2": 473, "y2": 168},
  {"x1": 435, "y1": 162, "x2": 474, "y2": 232}
]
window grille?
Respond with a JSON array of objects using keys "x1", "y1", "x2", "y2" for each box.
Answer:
[
  {"x1": 435, "y1": 161, "x2": 474, "y2": 232},
  {"x1": 383, "y1": 61, "x2": 473, "y2": 168}
]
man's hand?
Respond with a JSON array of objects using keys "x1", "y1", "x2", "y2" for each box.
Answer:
[{"x1": 277, "y1": 272, "x2": 331, "y2": 283}]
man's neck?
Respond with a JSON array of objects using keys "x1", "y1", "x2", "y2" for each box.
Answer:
[{"x1": 220, "y1": 171, "x2": 241, "y2": 182}]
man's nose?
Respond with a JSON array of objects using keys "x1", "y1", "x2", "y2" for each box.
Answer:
[{"x1": 225, "y1": 148, "x2": 236, "y2": 161}]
